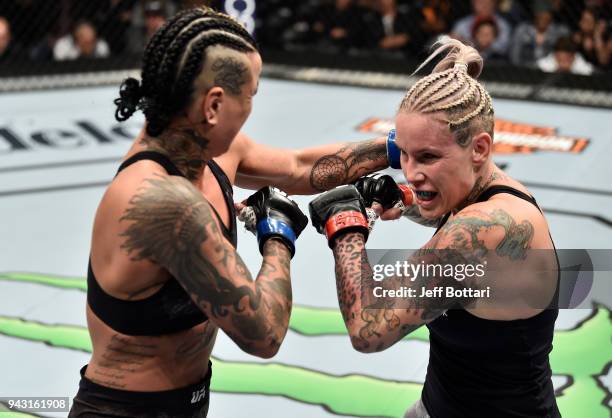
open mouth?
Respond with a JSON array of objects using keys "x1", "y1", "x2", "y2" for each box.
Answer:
[{"x1": 415, "y1": 190, "x2": 438, "y2": 202}]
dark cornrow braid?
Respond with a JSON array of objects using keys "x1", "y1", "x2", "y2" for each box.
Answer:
[
  {"x1": 155, "y1": 18, "x2": 234, "y2": 101},
  {"x1": 113, "y1": 7, "x2": 258, "y2": 137},
  {"x1": 175, "y1": 22, "x2": 256, "y2": 77},
  {"x1": 172, "y1": 33, "x2": 253, "y2": 110},
  {"x1": 141, "y1": 9, "x2": 208, "y2": 99},
  {"x1": 199, "y1": 7, "x2": 257, "y2": 49},
  {"x1": 215, "y1": 15, "x2": 257, "y2": 49},
  {"x1": 159, "y1": 17, "x2": 256, "y2": 91}
]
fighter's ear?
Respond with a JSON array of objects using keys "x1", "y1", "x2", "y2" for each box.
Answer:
[
  {"x1": 201, "y1": 86, "x2": 224, "y2": 126},
  {"x1": 471, "y1": 131, "x2": 492, "y2": 167}
]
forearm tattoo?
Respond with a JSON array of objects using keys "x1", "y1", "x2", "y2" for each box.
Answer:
[
  {"x1": 309, "y1": 140, "x2": 388, "y2": 191},
  {"x1": 120, "y1": 176, "x2": 292, "y2": 353},
  {"x1": 332, "y1": 206, "x2": 534, "y2": 352},
  {"x1": 401, "y1": 204, "x2": 440, "y2": 228}
]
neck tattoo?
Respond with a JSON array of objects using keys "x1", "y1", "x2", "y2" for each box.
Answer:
[
  {"x1": 454, "y1": 169, "x2": 500, "y2": 213},
  {"x1": 142, "y1": 128, "x2": 210, "y2": 181}
]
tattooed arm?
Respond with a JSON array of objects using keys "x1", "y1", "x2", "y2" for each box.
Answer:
[
  {"x1": 234, "y1": 133, "x2": 389, "y2": 194},
  {"x1": 399, "y1": 204, "x2": 442, "y2": 227},
  {"x1": 332, "y1": 206, "x2": 535, "y2": 353},
  {"x1": 120, "y1": 175, "x2": 293, "y2": 358}
]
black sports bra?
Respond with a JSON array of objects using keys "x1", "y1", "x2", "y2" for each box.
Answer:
[{"x1": 87, "y1": 151, "x2": 237, "y2": 336}]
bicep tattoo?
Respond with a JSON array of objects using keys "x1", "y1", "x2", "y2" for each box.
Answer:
[
  {"x1": 120, "y1": 176, "x2": 293, "y2": 352},
  {"x1": 120, "y1": 175, "x2": 260, "y2": 318}
]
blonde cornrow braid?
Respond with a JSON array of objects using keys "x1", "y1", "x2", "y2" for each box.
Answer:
[
  {"x1": 403, "y1": 64, "x2": 493, "y2": 131},
  {"x1": 406, "y1": 70, "x2": 449, "y2": 108},
  {"x1": 420, "y1": 76, "x2": 467, "y2": 113},
  {"x1": 420, "y1": 70, "x2": 472, "y2": 113},
  {"x1": 398, "y1": 37, "x2": 496, "y2": 145},
  {"x1": 449, "y1": 84, "x2": 492, "y2": 127},
  {"x1": 426, "y1": 72, "x2": 465, "y2": 108},
  {"x1": 433, "y1": 77, "x2": 479, "y2": 112},
  {"x1": 411, "y1": 70, "x2": 458, "y2": 111},
  {"x1": 415, "y1": 72, "x2": 456, "y2": 109},
  {"x1": 410, "y1": 70, "x2": 447, "y2": 99}
]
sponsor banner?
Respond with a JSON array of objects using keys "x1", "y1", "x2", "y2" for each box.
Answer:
[{"x1": 357, "y1": 117, "x2": 590, "y2": 154}]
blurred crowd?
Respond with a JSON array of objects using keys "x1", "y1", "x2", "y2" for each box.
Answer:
[
  {"x1": 271, "y1": 0, "x2": 612, "y2": 74},
  {"x1": 0, "y1": 0, "x2": 611, "y2": 75},
  {"x1": 0, "y1": 0, "x2": 185, "y2": 63}
]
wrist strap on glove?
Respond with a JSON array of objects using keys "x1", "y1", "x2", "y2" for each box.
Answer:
[
  {"x1": 256, "y1": 218, "x2": 297, "y2": 257},
  {"x1": 324, "y1": 211, "x2": 368, "y2": 248},
  {"x1": 386, "y1": 129, "x2": 401, "y2": 169},
  {"x1": 398, "y1": 184, "x2": 414, "y2": 206}
]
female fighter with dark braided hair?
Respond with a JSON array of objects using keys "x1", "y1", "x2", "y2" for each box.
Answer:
[{"x1": 69, "y1": 6, "x2": 400, "y2": 417}]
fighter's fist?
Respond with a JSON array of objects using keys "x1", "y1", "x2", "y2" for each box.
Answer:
[
  {"x1": 244, "y1": 186, "x2": 308, "y2": 258},
  {"x1": 309, "y1": 185, "x2": 369, "y2": 248},
  {"x1": 353, "y1": 174, "x2": 412, "y2": 209}
]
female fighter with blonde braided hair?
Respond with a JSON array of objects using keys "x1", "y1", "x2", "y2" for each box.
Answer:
[{"x1": 310, "y1": 37, "x2": 560, "y2": 417}]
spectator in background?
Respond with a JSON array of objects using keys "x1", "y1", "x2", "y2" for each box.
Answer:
[
  {"x1": 98, "y1": 0, "x2": 137, "y2": 55},
  {"x1": 584, "y1": 0, "x2": 612, "y2": 20},
  {"x1": 537, "y1": 35, "x2": 594, "y2": 74},
  {"x1": 362, "y1": 0, "x2": 414, "y2": 56},
  {"x1": 128, "y1": 0, "x2": 168, "y2": 54},
  {"x1": 1, "y1": 0, "x2": 61, "y2": 50},
  {"x1": 496, "y1": 0, "x2": 530, "y2": 27},
  {"x1": 471, "y1": 16, "x2": 506, "y2": 59},
  {"x1": 451, "y1": 0, "x2": 512, "y2": 57},
  {"x1": 0, "y1": 16, "x2": 25, "y2": 62},
  {"x1": 53, "y1": 20, "x2": 110, "y2": 60},
  {"x1": 510, "y1": 0, "x2": 569, "y2": 67},
  {"x1": 572, "y1": 8, "x2": 611, "y2": 68},
  {"x1": 311, "y1": 0, "x2": 366, "y2": 51}
]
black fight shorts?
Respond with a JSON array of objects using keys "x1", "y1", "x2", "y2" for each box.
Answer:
[{"x1": 68, "y1": 361, "x2": 212, "y2": 417}]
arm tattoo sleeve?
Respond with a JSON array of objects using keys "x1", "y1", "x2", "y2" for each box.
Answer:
[
  {"x1": 120, "y1": 175, "x2": 292, "y2": 355},
  {"x1": 309, "y1": 140, "x2": 388, "y2": 191},
  {"x1": 332, "y1": 207, "x2": 535, "y2": 352},
  {"x1": 401, "y1": 204, "x2": 441, "y2": 228}
]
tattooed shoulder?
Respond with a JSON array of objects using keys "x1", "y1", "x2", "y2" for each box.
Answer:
[
  {"x1": 433, "y1": 205, "x2": 534, "y2": 260},
  {"x1": 119, "y1": 174, "x2": 222, "y2": 264}
]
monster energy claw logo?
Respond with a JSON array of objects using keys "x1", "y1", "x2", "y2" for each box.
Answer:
[{"x1": 0, "y1": 272, "x2": 610, "y2": 418}]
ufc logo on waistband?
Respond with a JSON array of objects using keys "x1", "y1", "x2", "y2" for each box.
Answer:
[{"x1": 191, "y1": 387, "x2": 207, "y2": 404}]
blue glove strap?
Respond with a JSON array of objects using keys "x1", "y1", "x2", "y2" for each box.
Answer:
[
  {"x1": 386, "y1": 129, "x2": 401, "y2": 169},
  {"x1": 256, "y1": 218, "x2": 296, "y2": 257}
]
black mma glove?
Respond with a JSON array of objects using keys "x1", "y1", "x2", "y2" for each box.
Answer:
[
  {"x1": 353, "y1": 174, "x2": 414, "y2": 209},
  {"x1": 309, "y1": 185, "x2": 369, "y2": 248},
  {"x1": 246, "y1": 186, "x2": 308, "y2": 258}
]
